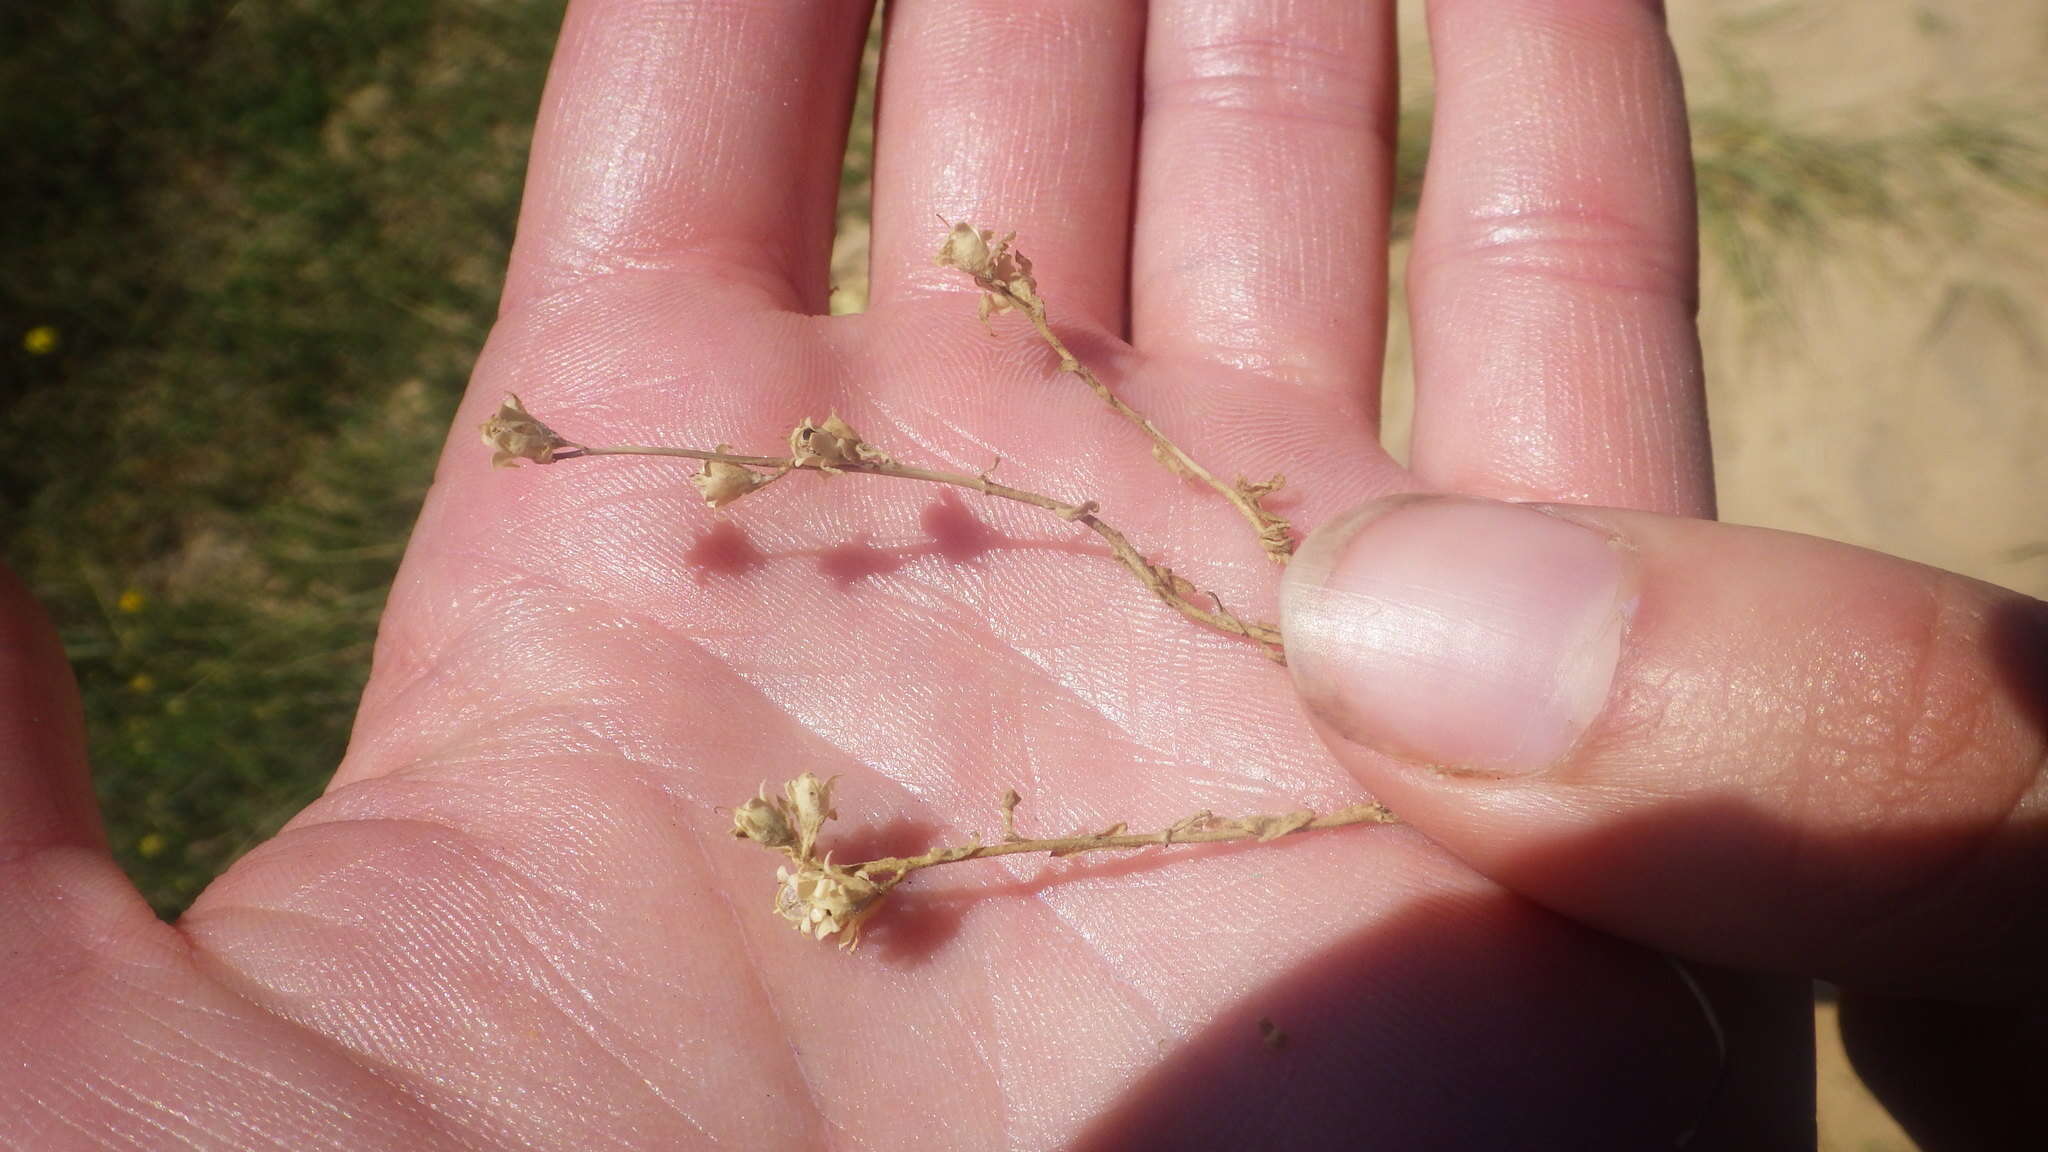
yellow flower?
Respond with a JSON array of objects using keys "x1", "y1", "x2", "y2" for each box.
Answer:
[
  {"x1": 137, "y1": 833, "x2": 167, "y2": 859},
  {"x1": 22, "y1": 325, "x2": 59, "y2": 355},
  {"x1": 116, "y1": 588, "x2": 146, "y2": 614},
  {"x1": 127, "y1": 673, "x2": 155, "y2": 694}
]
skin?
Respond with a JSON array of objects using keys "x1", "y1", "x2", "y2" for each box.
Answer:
[{"x1": 36, "y1": 0, "x2": 2024, "y2": 1145}]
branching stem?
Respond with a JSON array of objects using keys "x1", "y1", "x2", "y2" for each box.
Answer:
[
  {"x1": 852, "y1": 802, "x2": 1399, "y2": 886},
  {"x1": 737, "y1": 776, "x2": 1400, "y2": 949},
  {"x1": 554, "y1": 441, "x2": 1284, "y2": 658},
  {"x1": 931, "y1": 220, "x2": 1296, "y2": 563},
  {"x1": 487, "y1": 220, "x2": 1398, "y2": 955},
  {"x1": 1006, "y1": 296, "x2": 1294, "y2": 563}
]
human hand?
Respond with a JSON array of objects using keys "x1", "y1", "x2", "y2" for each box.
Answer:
[
  {"x1": 3, "y1": 1, "x2": 1811, "y2": 1147},
  {"x1": 1277, "y1": 494, "x2": 2048, "y2": 1150}
]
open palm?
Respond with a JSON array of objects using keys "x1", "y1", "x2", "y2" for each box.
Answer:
[{"x1": 3, "y1": 2, "x2": 1794, "y2": 1147}]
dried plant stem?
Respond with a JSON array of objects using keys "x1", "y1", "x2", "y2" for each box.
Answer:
[
  {"x1": 490, "y1": 217, "x2": 1396, "y2": 956},
  {"x1": 734, "y1": 776, "x2": 1400, "y2": 948},
  {"x1": 1010, "y1": 301, "x2": 1294, "y2": 562},
  {"x1": 558, "y1": 441, "x2": 1284, "y2": 657},
  {"x1": 852, "y1": 801, "x2": 1400, "y2": 886},
  {"x1": 564, "y1": 445, "x2": 787, "y2": 467},
  {"x1": 933, "y1": 222, "x2": 1296, "y2": 563}
]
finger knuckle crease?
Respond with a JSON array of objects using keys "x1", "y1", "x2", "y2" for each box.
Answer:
[
  {"x1": 1152, "y1": 36, "x2": 1379, "y2": 130},
  {"x1": 1417, "y1": 208, "x2": 1696, "y2": 304}
]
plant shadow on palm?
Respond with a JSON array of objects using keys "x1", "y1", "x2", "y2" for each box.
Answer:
[{"x1": 682, "y1": 491, "x2": 1111, "y2": 592}]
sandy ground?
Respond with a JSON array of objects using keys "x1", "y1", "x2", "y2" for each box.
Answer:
[
  {"x1": 1383, "y1": 0, "x2": 2046, "y2": 602},
  {"x1": 1679, "y1": 1, "x2": 2048, "y2": 604}
]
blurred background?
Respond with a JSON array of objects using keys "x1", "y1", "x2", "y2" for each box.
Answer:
[{"x1": 2, "y1": 2, "x2": 2042, "y2": 1146}]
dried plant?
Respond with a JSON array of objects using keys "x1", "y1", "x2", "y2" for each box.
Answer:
[
  {"x1": 484, "y1": 395, "x2": 1281, "y2": 652},
  {"x1": 485, "y1": 224, "x2": 1398, "y2": 948},
  {"x1": 733, "y1": 773, "x2": 1396, "y2": 950},
  {"x1": 934, "y1": 221, "x2": 1295, "y2": 562}
]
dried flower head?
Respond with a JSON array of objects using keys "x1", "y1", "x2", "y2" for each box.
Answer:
[
  {"x1": 774, "y1": 859, "x2": 885, "y2": 948},
  {"x1": 934, "y1": 220, "x2": 1040, "y2": 322},
  {"x1": 789, "y1": 414, "x2": 885, "y2": 471},
  {"x1": 785, "y1": 771, "x2": 838, "y2": 859},
  {"x1": 935, "y1": 221, "x2": 999, "y2": 280},
  {"x1": 694, "y1": 447, "x2": 769, "y2": 509},
  {"x1": 727, "y1": 774, "x2": 1397, "y2": 951},
  {"x1": 1233, "y1": 475, "x2": 1295, "y2": 560},
  {"x1": 731, "y1": 787, "x2": 797, "y2": 851},
  {"x1": 481, "y1": 394, "x2": 569, "y2": 468}
]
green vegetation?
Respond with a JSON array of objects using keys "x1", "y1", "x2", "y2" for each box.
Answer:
[
  {"x1": 1692, "y1": 63, "x2": 2048, "y2": 301},
  {"x1": 1, "y1": 0, "x2": 563, "y2": 912}
]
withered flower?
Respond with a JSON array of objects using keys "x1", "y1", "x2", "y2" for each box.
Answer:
[
  {"x1": 934, "y1": 220, "x2": 1040, "y2": 322},
  {"x1": 785, "y1": 771, "x2": 839, "y2": 860},
  {"x1": 731, "y1": 787, "x2": 797, "y2": 851},
  {"x1": 774, "y1": 859, "x2": 885, "y2": 949},
  {"x1": 481, "y1": 394, "x2": 569, "y2": 468},
  {"x1": 694, "y1": 447, "x2": 769, "y2": 509},
  {"x1": 789, "y1": 414, "x2": 885, "y2": 471},
  {"x1": 935, "y1": 221, "x2": 992, "y2": 274},
  {"x1": 1233, "y1": 474, "x2": 1295, "y2": 559}
]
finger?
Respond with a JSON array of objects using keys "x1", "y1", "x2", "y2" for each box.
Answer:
[
  {"x1": 866, "y1": 0, "x2": 1145, "y2": 329},
  {"x1": 1280, "y1": 496, "x2": 2048, "y2": 994},
  {"x1": 503, "y1": 0, "x2": 874, "y2": 314},
  {"x1": 1407, "y1": 0, "x2": 1709, "y2": 515},
  {"x1": 1132, "y1": 0, "x2": 1397, "y2": 407},
  {"x1": 0, "y1": 564, "x2": 101, "y2": 855}
]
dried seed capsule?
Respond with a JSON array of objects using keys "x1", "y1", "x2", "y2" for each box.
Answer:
[
  {"x1": 694, "y1": 449, "x2": 768, "y2": 509},
  {"x1": 480, "y1": 394, "x2": 568, "y2": 467},
  {"x1": 731, "y1": 788, "x2": 796, "y2": 850}
]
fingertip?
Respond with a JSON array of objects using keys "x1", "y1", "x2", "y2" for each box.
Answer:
[
  {"x1": 505, "y1": 0, "x2": 875, "y2": 314},
  {"x1": 1409, "y1": 0, "x2": 1708, "y2": 514},
  {"x1": 0, "y1": 563, "x2": 101, "y2": 857},
  {"x1": 1283, "y1": 500, "x2": 2048, "y2": 992}
]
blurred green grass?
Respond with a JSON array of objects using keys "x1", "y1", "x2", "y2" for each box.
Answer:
[
  {"x1": 3, "y1": 2, "x2": 2042, "y2": 917},
  {"x1": 1, "y1": 0, "x2": 564, "y2": 912}
]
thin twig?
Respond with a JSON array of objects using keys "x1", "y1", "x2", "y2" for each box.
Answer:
[
  {"x1": 555, "y1": 442, "x2": 1285, "y2": 659},
  {"x1": 1004, "y1": 297, "x2": 1296, "y2": 563},
  {"x1": 928, "y1": 219, "x2": 1296, "y2": 562},
  {"x1": 563, "y1": 444, "x2": 787, "y2": 467},
  {"x1": 738, "y1": 775, "x2": 1400, "y2": 949},
  {"x1": 852, "y1": 801, "x2": 1400, "y2": 884}
]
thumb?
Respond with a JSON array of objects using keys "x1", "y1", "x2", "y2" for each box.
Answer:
[{"x1": 1280, "y1": 495, "x2": 2048, "y2": 996}]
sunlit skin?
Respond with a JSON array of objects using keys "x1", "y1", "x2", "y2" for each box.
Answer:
[{"x1": 3, "y1": 2, "x2": 1829, "y2": 1147}]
